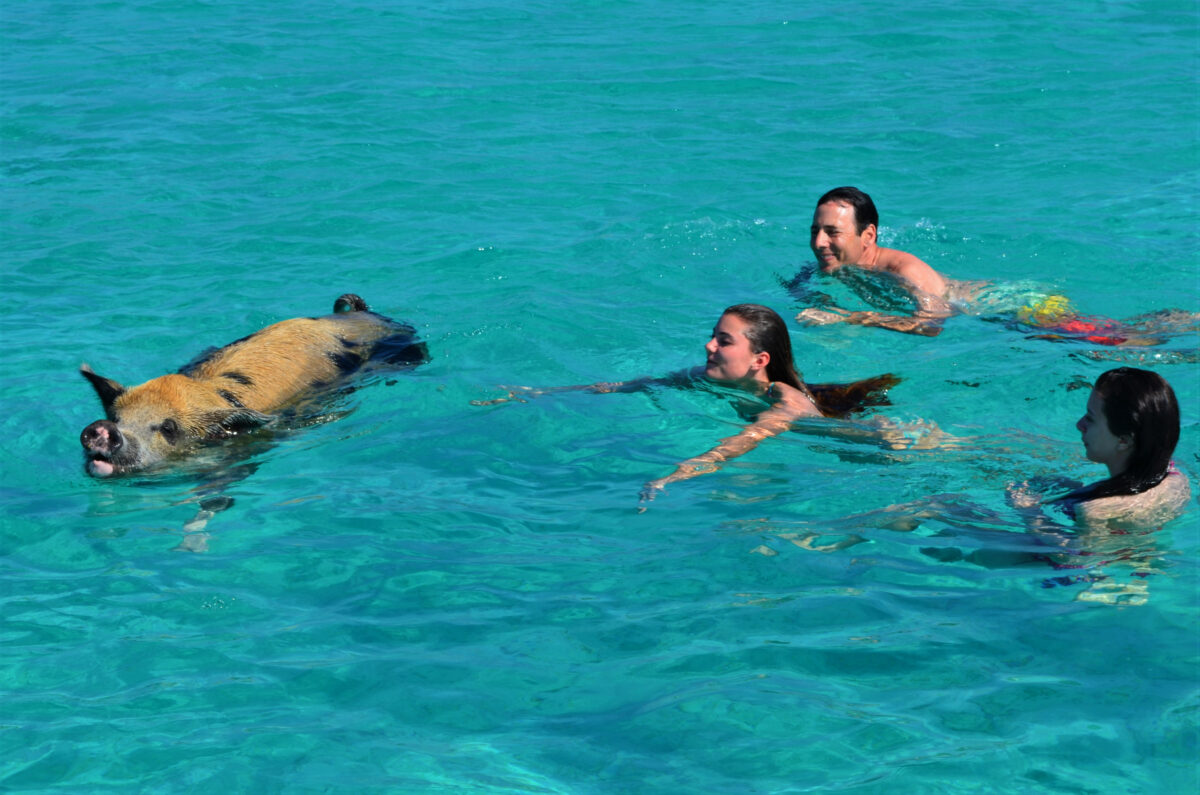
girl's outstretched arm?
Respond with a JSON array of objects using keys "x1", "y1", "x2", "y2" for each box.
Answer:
[
  {"x1": 472, "y1": 369, "x2": 697, "y2": 406},
  {"x1": 641, "y1": 389, "x2": 818, "y2": 501},
  {"x1": 641, "y1": 411, "x2": 967, "y2": 503}
]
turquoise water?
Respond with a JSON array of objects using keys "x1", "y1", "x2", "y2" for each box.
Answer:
[{"x1": 3, "y1": 0, "x2": 1198, "y2": 791}]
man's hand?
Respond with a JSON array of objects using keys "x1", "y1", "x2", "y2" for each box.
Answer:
[{"x1": 796, "y1": 307, "x2": 850, "y2": 326}]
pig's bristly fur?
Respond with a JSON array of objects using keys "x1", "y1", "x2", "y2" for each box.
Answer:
[{"x1": 80, "y1": 297, "x2": 426, "y2": 476}]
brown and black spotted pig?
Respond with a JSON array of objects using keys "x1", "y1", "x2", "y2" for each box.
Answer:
[{"x1": 80, "y1": 294, "x2": 427, "y2": 477}]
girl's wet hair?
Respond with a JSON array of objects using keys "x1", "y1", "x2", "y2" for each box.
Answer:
[
  {"x1": 1058, "y1": 367, "x2": 1181, "y2": 504},
  {"x1": 1091, "y1": 367, "x2": 1180, "y2": 498}
]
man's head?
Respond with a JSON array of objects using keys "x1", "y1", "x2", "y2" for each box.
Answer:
[
  {"x1": 816, "y1": 187, "x2": 878, "y2": 231},
  {"x1": 810, "y1": 186, "x2": 879, "y2": 271}
]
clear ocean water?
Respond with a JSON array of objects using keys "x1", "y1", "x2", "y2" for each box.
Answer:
[{"x1": 3, "y1": 1, "x2": 1198, "y2": 792}]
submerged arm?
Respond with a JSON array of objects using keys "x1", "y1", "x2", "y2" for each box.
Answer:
[
  {"x1": 797, "y1": 277, "x2": 954, "y2": 337},
  {"x1": 844, "y1": 309, "x2": 946, "y2": 336},
  {"x1": 473, "y1": 369, "x2": 696, "y2": 406},
  {"x1": 639, "y1": 393, "x2": 970, "y2": 502},
  {"x1": 794, "y1": 413, "x2": 965, "y2": 450},
  {"x1": 798, "y1": 297, "x2": 951, "y2": 337},
  {"x1": 1005, "y1": 477, "x2": 1082, "y2": 535}
]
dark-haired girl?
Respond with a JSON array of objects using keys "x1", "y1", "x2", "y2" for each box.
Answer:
[{"x1": 1049, "y1": 367, "x2": 1190, "y2": 525}]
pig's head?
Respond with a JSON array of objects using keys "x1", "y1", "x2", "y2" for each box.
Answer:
[{"x1": 80, "y1": 364, "x2": 275, "y2": 477}]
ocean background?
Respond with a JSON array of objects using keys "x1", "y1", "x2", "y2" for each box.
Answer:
[{"x1": 2, "y1": 1, "x2": 1198, "y2": 792}]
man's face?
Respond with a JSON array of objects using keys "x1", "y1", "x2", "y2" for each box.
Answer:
[{"x1": 810, "y1": 201, "x2": 872, "y2": 271}]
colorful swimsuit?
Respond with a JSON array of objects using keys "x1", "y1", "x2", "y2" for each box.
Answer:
[{"x1": 1017, "y1": 294, "x2": 1127, "y2": 346}]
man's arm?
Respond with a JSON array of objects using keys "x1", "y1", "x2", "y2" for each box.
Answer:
[
  {"x1": 797, "y1": 267, "x2": 953, "y2": 337},
  {"x1": 797, "y1": 305, "x2": 947, "y2": 336}
]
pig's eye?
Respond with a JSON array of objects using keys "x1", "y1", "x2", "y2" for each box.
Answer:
[{"x1": 158, "y1": 418, "x2": 181, "y2": 445}]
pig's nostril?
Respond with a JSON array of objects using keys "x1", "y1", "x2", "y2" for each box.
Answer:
[{"x1": 81, "y1": 420, "x2": 122, "y2": 454}]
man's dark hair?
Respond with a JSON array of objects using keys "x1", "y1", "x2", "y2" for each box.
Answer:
[{"x1": 816, "y1": 187, "x2": 879, "y2": 233}]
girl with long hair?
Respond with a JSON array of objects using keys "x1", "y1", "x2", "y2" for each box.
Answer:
[
  {"x1": 474, "y1": 304, "x2": 903, "y2": 500},
  {"x1": 1048, "y1": 367, "x2": 1190, "y2": 525}
]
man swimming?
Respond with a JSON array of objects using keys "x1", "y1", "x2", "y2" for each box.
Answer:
[
  {"x1": 795, "y1": 186, "x2": 981, "y2": 337},
  {"x1": 793, "y1": 186, "x2": 1198, "y2": 346}
]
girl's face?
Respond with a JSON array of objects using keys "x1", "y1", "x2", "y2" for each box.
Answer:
[
  {"x1": 704, "y1": 313, "x2": 769, "y2": 384},
  {"x1": 1076, "y1": 389, "x2": 1129, "y2": 468}
]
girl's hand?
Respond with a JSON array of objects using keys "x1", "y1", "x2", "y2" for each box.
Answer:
[
  {"x1": 639, "y1": 459, "x2": 721, "y2": 504},
  {"x1": 639, "y1": 478, "x2": 668, "y2": 504},
  {"x1": 470, "y1": 386, "x2": 541, "y2": 406},
  {"x1": 1005, "y1": 476, "x2": 1080, "y2": 509},
  {"x1": 1005, "y1": 481, "x2": 1043, "y2": 510}
]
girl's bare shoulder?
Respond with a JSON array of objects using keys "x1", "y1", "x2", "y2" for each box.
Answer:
[
  {"x1": 773, "y1": 382, "x2": 824, "y2": 417},
  {"x1": 1076, "y1": 471, "x2": 1192, "y2": 527}
]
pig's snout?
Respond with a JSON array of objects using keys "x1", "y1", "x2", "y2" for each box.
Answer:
[
  {"x1": 81, "y1": 420, "x2": 123, "y2": 477},
  {"x1": 82, "y1": 420, "x2": 122, "y2": 455}
]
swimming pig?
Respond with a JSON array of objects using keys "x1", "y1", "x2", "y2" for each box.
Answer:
[{"x1": 79, "y1": 294, "x2": 427, "y2": 477}]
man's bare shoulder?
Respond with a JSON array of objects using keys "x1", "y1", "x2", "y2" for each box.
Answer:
[{"x1": 874, "y1": 247, "x2": 946, "y2": 295}]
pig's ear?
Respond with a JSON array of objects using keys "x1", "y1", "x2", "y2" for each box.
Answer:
[
  {"x1": 200, "y1": 408, "x2": 276, "y2": 440},
  {"x1": 80, "y1": 364, "x2": 126, "y2": 415}
]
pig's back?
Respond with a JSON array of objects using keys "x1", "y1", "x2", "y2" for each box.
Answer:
[{"x1": 184, "y1": 312, "x2": 406, "y2": 411}]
